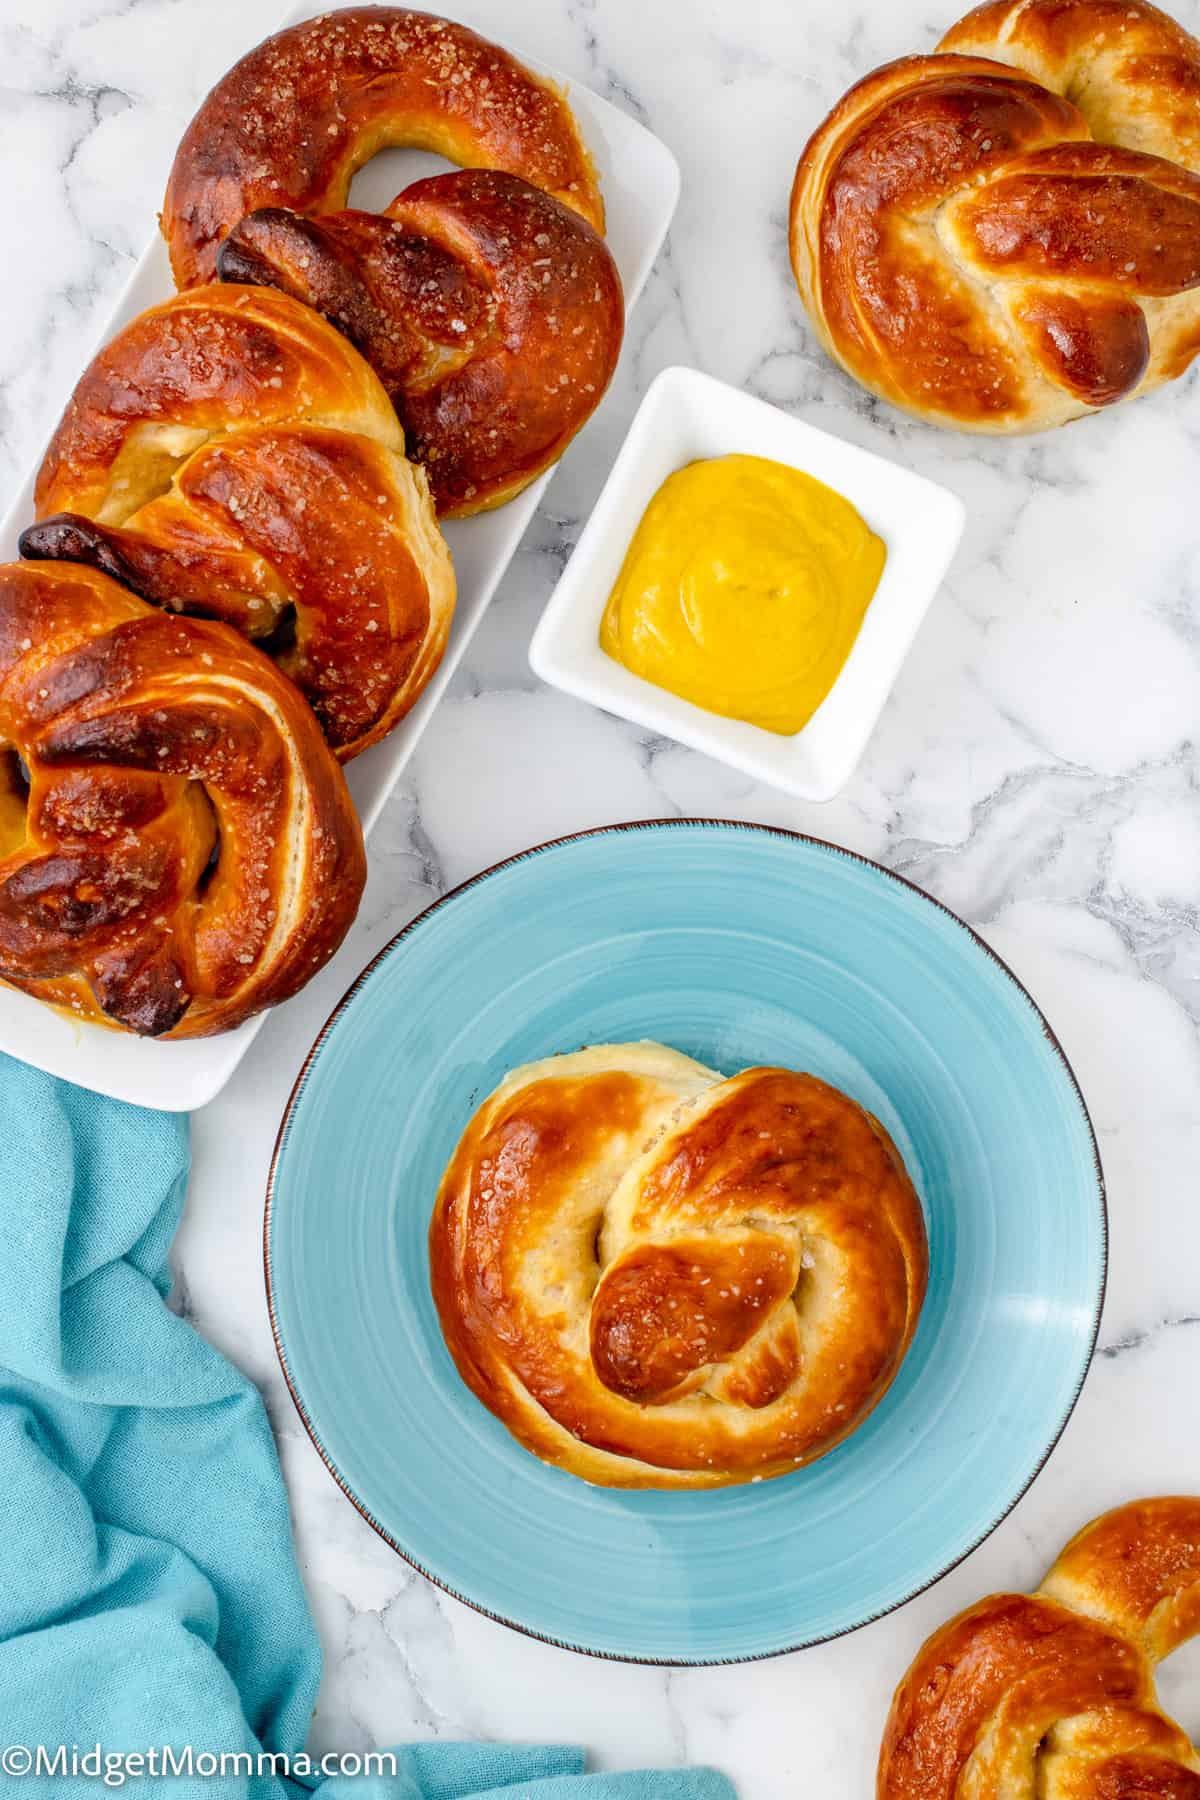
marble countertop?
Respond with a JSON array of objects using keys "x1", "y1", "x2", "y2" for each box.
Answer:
[{"x1": 6, "y1": 0, "x2": 1200, "y2": 1791}]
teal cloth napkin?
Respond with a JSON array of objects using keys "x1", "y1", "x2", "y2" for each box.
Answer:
[{"x1": 0, "y1": 1053, "x2": 735, "y2": 1798}]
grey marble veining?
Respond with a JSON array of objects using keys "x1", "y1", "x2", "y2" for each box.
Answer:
[{"x1": 5, "y1": 0, "x2": 1200, "y2": 1791}]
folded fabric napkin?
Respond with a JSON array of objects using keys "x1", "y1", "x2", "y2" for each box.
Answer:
[{"x1": 0, "y1": 1053, "x2": 735, "y2": 1797}]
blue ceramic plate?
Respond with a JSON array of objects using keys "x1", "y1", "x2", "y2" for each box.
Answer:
[{"x1": 266, "y1": 821, "x2": 1106, "y2": 1663}]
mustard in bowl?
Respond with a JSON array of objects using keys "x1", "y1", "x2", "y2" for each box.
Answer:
[
  {"x1": 599, "y1": 453, "x2": 885, "y2": 737},
  {"x1": 528, "y1": 366, "x2": 965, "y2": 802}
]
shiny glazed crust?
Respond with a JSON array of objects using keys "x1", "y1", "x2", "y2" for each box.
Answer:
[
  {"x1": 218, "y1": 169, "x2": 625, "y2": 516},
  {"x1": 878, "y1": 1496, "x2": 1200, "y2": 1795},
  {"x1": 161, "y1": 6, "x2": 604, "y2": 286},
  {"x1": 429, "y1": 1042, "x2": 928, "y2": 1489},
  {"x1": 0, "y1": 561, "x2": 365, "y2": 1038},
  {"x1": 22, "y1": 284, "x2": 455, "y2": 761},
  {"x1": 790, "y1": 0, "x2": 1200, "y2": 432}
]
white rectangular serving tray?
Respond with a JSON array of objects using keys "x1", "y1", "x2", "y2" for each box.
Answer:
[{"x1": 0, "y1": 4, "x2": 680, "y2": 1111}]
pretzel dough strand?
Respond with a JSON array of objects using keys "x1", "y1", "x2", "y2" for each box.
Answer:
[
  {"x1": 22, "y1": 284, "x2": 455, "y2": 761},
  {"x1": 217, "y1": 169, "x2": 625, "y2": 516},
  {"x1": 161, "y1": 5, "x2": 604, "y2": 286},
  {"x1": 879, "y1": 1497, "x2": 1200, "y2": 1796}
]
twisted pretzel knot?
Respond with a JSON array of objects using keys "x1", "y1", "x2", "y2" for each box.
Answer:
[
  {"x1": 160, "y1": 7, "x2": 620, "y2": 515},
  {"x1": 430, "y1": 1043, "x2": 927, "y2": 1489},
  {"x1": 22, "y1": 285, "x2": 454, "y2": 761},
  {"x1": 880, "y1": 1497, "x2": 1200, "y2": 1796},
  {"x1": 161, "y1": 6, "x2": 604, "y2": 287},
  {"x1": 0, "y1": 561, "x2": 365, "y2": 1038},
  {"x1": 217, "y1": 169, "x2": 625, "y2": 517},
  {"x1": 791, "y1": 0, "x2": 1200, "y2": 432}
]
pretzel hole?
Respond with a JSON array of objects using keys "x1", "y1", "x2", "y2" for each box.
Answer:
[
  {"x1": 0, "y1": 748, "x2": 30, "y2": 858},
  {"x1": 792, "y1": 1241, "x2": 817, "y2": 1303},
  {"x1": 193, "y1": 792, "x2": 221, "y2": 898},
  {"x1": 1156, "y1": 1634, "x2": 1200, "y2": 1741},
  {"x1": 107, "y1": 422, "x2": 210, "y2": 522},
  {"x1": 196, "y1": 832, "x2": 221, "y2": 898},
  {"x1": 347, "y1": 147, "x2": 457, "y2": 214},
  {"x1": 258, "y1": 601, "x2": 297, "y2": 659}
]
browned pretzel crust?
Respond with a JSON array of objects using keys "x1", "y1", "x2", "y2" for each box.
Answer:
[
  {"x1": 23, "y1": 285, "x2": 454, "y2": 760},
  {"x1": 430, "y1": 1044, "x2": 927, "y2": 1489},
  {"x1": 162, "y1": 7, "x2": 603, "y2": 286},
  {"x1": 219, "y1": 170, "x2": 624, "y2": 515},
  {"x1": 0, "y1": 561, "x2": 365, "y2": 1038},
  {"x1": 791, "y1": 0, "x2": 1200, "y2": 431},
  {"x1": 880, "y1": 1497, "x2": 1200, "y2": 1796}
]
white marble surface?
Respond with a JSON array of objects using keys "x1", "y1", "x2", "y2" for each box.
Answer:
[{"x1": 5, "y1": 0, "x2": 1200, "y2": 1791}]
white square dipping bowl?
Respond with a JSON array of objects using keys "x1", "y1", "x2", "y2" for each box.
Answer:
[{"x1": 529, "y1": 366, "x2": 966, "y2": 800}]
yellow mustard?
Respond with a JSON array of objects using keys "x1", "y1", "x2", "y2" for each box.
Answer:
[{"x1": 599, "y1": 454, "x2": 886, "y2": 736}]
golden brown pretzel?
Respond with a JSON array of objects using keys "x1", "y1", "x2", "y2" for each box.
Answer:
[
  {"x1": 0, "y1": 561, "x2": 365, "y2": 1038},
  {"x1": 791, "y1": 0, "x2": 1200, "y2": 432},
  {"x1": 429, "y1": 1043, "x2": 928, "y2": 1489},
  {"x1": 218, "y1": 169, "x2": 625, "y2": 516},
  {"x1": 879, "y1": 1497, "x2": 1200, "y2": 1796},
  {"x1": 21, "y1": 284, "x2": 455, "y2": 761},
  {"x1": 161, "y1": 6, "x2": 604, "y2": 287}
]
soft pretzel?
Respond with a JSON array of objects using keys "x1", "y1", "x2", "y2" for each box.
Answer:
[
  {"x1": 161, "y1": 6, "x2": 604, "y2": 287},
  {"x1": 879, "y1": 1496, "x2": 1200, "y2": 1796},
  {"x1": 21, "y1": 284, "x2": 455, "y2": 760},
  {"x1": 0, "y1": 561, "x2": 365, "y2": 1038},
  {"x1": 218, "y1": 169, "x2": 624, "y2": 516},
  {"x1": 429, "y1": 1043, "x2": 928, "y2": 1489},
  {"x1": 791, "y1": 0, "x2": 1200, "y2": 433}
]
